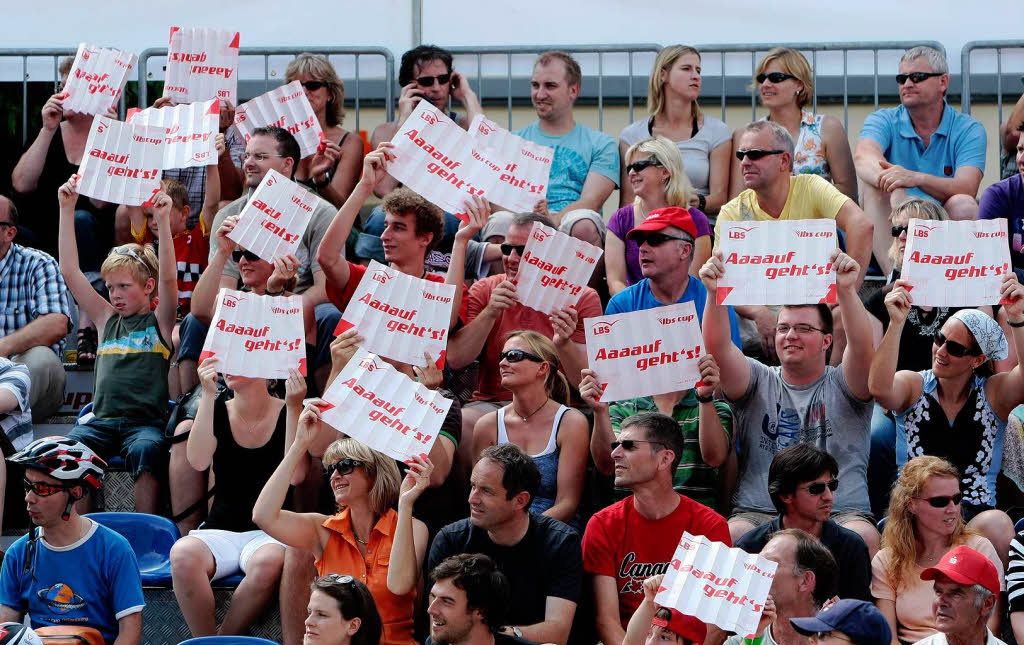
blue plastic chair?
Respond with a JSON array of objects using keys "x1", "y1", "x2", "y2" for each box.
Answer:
[
  {"x1": 1015, "y1": 516, "x2": 1024, "y2": 533},
  {"x1": 87, "y1": 512, "x2": 179, "y2": 586},
  {"x1": 179, "y1": 638, "x2": 278, "y2": 644},
  {"x1": 877, "y1": 516, "x2": 888, "y2": 533}
]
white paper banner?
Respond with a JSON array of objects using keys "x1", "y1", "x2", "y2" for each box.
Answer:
[
  {"x1": 127, "y1": 100, "x2": 219, "y2": 169},
  {"x1": 61, "y1": 43, "x2": 137, "y2": 115},
  {"x1": 655, "y1": 532, "x2": 777, "y2": 637},
  {"x1": 900, "y1": 218, "x2": 1012, "y2": 307},
  {"x1": 717, "y1": 220, "x2": 837, "y2": 305},
  {"x1": 199, "y1": 288, "x2": 306, "y2": 378},
  {"x1": 514, "y1": 222, "x2": 602, "y2": 315},
  {"x1": 468, "y1": 115, "x2": 553, "y2": 211},
  {"x1": 234, "y1": 81, "x2": 323, "y2": 158},
  {"x1": 75, "y1": 117, "x2": 165, "y2": 207},
  {"x1": 335, "y1": 260, "x2": 455, "y2": 368},
  {"x1": 585, "y1": 302, "x2": 704, "y2": 402},
  {"x1": 320, "y1": 347, "x2": 453, "y2": 462},
  {"x1": 165, "y1": 26, "x2": 240, "y2": 105},
  {"x1": 227, "y1": 169, "x2": 316, "y2": 262}
]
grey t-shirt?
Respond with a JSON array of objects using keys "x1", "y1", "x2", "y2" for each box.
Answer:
[
  {"x1": 731, "y1": 359, "x2": 872, "y2": 515},
  {"x1": 619, "y1": 115, "x2": 732, "y2": 194}
]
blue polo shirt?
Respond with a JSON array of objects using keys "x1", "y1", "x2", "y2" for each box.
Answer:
[
  {"x1": 858, "y1": 102, "x2": 986, "y2": 201},
  {"x1": 605, "y1": 276, "x2": 743, "y2": 348}
]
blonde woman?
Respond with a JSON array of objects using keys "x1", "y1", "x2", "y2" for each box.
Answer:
[
  {"x1": 606, "y1": 136, "x2": 712, "y2": 293},
  {"x1": 729, "y1": 47, "x2": 857, "y2": 201},
  {"x1": 870, "y1": 456, "x2": 1004, "y2": 644},
  {"x1": 286, "y1": 53, "x2": 365, "y2": 207},
  {"x1": 619, "y1": 45, "x2": 731, "y2": 215}
]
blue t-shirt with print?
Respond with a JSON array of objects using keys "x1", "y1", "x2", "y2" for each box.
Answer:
[
  {"x1": 516, "y1": 121, "x2": 619, "y2": 213},
  {"x1": 0, "y1": 522, "x2": 144, "y2": 644}
]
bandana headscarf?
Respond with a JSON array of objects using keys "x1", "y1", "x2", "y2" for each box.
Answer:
[{"x1": 950, "y1": 309, "x2": 1008, "y2": 361}]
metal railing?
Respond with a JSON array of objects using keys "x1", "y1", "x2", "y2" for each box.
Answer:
[
  {"x1": 0, "y1": 48, "x2": 80, "y2": 145},
  {"x1": 961, "y1": 39, "x2": 1024, "y2": 122},
  {"x1": 136, "y1": 46, "x2": 396, "y2": 133}
]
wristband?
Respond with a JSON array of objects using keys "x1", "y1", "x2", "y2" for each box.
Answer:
[
  {"x1": 744, "y1": 637, "x2": 763, "y2": 645},
  {"x1": 1009, "y1": 318, "x2": 1024, "y2": 328},
  {"x1": 697, "y1": 193, "x2": 707, "y2": 212},
  {"x1": 695, "y1": 392, "x2": 714, "y2": 403}
]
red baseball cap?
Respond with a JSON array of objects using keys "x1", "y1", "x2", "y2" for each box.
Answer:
[
  {"x1": 626, "y1": 206, "x2": 698, "y2": 240},
  {"x1": 651, "y1": 609, "x2": 706, "y2": 643},
  {"x1": 920, "y1": 545, "x2": 1000, "y2": 594}
]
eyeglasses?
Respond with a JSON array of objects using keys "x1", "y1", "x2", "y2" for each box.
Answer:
[
  {"x1": 231, "y1": 249, "x2": 261, "y2": 263},
  {"x1": 325, "y1": 458, "x2": 363, "y2": 478},
  {"x1": 499, "y1": 243, "x2": 526, "y2": 257},
  {"x1": 916, "y1": 493, "x2": 963, "y2": 508},
  {"x1": 240, "y1": 152, "x2": 286, "y2": 163},
  {"x1": 499, "y1": 349, "x2": 545, "y2": 364},
  {"x1": 416, "y1": 73, "x2": 451, "y2": 87},
  {"x1": 300, "y1": 80, "x2": 327, "y2": 91},
  {"x1": 933, "y1": 331, "x2": 980, "y2": 358},
  {"x1": 757, "y1": 72, "x2": 798, "y2": 84},
  {"x1": 801, "y1": 478, "x2": 839, "y2": 495},
  {"x1": 625, "y1": 159, "x2": 663, "y2": 174},
  {"x1": 611, "y1": 439, "x2": 667, "y2": 451},
  {"x1": 775, "y1": 323, "x2": 827, "y2": 335},
  {"x1": 632, "y1": 232, "x2": 690, "y2": 247},
  {"x1": 891, "y1": 225, "x2": 909, "y2": 238},
  {"x1": 736, "y1": 149, "x2": 785, "y2": 161},
  {"x1": 896, "y1": 71, "x2": 944, "y2": 85},
  {"x1": 23, "y1": 478, "x2": 71, "y2": 497}
]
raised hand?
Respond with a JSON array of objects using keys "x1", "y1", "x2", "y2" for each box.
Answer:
[
  {"x1": 698, "y1": 251, "x2": 725, "y2": 293},
  {"x1": 284, "y1": 368, "x2": 307, "y2": 406},
  {"x1": 359, "y1": 143, "x2": 396, "y2": 191},
  {"x1": 883, "y1": 279, "x2": 913, "y2": 326},
  {"x1": 831, "y1": 249, "x2": 860, "y2": 291},
  {"x1": 579, "y1": 368, "x2": 608, "y2": 412},
  {"x1": 215, "y1": 215, "x2": 240, "y2": 254},
  {"x1": 485, "y1": 280, "x2": 518, "y2": 316},
  {"x1": 57, "y1": 175, "x2": 79, "y2": 209},
  {"x1": 413, "y1": 351, "x2": 443, "y2": 390},
  {"x1": 456, "y1": 195, "x2": 490, "y2": 243},
  {"x1": 268, "y1": 254, "x2": 299, "y2": 293},
  {"x1": 42, "y1": 93, "x2": 64, "y2": 131},
  {"x1": 398, "y1": 453, "x2": 434, "y2": 508},
  {"x1": 695, "y1": 353, "x2": 720, "y2": 399},
  {"x1": 330, "y1": 329, "x2": 364, "y2": 374},
  {"x1": 550, "y1": 306, "x2": 578, "y2": 346},
  {"x1": 198, "y1": 355, "x2": 220, "y2": 394}
]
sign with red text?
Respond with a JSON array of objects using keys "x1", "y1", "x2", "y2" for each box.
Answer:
[
  {"x1": 61, "y1": 43, "x2": 137, "y2": 115},
  {"x1": 165, "y1": 26, "x2": 240, "y2": 104},
  {"x1": 655, "y1": 532, "x2": 777, "y2": 636},
  {"x1": 319, "y1": 347, "x2": 453, "y2": 462},
  {"x1": 227, "y1": 169, "x2": 316, "y2": 262},
  {"x1": 127, "y1": 99, "x2": 219, "y2": 169},
  {"x1": 515, "y1": 222, "x2": 602, "y2": 314},
  {"x1": 234, "y1": 81, "x2": 323, "y2": 158},
  {"x1": 75, "y1": 117, "x2": 165, "y2": 206},
  {"x1": 585, "y1": 302, "x2": 704, "y2": 401},
  {"x1": 717, "y1": 220, "x2": 837, "y2": 305},
  {"x1": 199, "y1": 289, "x2": 305, "y2": 378},
  {"x1": 901, "y1": 218, "x2": 1012, "y2": 307},
  {"x1": 469, "y1": 115, "x2": 553, "y2": 211},
  {"x1": 335, "y1": 260, "x2": 454, "y2": 368}
]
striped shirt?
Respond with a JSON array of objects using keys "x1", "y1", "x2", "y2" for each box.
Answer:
[
  {"x1": 1007, "y1": 533, "x2": 1024, "y2": 613},
  {"x1": 0, "y1": 244, "x2": 71, "y2": 355},
  {"x1": 0, "y1": 358, "x2": 31, "y2": 450}
]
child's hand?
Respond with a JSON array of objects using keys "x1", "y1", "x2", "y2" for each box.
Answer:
[
  {"x1": 152, "y1": 191, "x2": 173, "y2": 222},
  {"x1": 198, "y1": 356, "x2": 220, "y2": 395},
  {"x1": 214, "y1": 132, "x2": 226, "y2": 159},
  {"x1": 57, "y1": 175, "x2": 79, "y2": 209},
  {"x1": 285, "y1": 368, "x2": 306, "y2": 405}
]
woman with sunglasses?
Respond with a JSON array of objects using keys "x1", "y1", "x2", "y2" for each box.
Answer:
[
  {"x1": 471, "y1": 331, "x2": 588, "y2": 526},
  {"x1": 286, "y1": 54, "x2": 365, "y2": 208},
  {"x1": 870, "y1": 456, "x2": 1004, "y2": 644},
  {"x1": 304, "y1": 574, "x2": 383, "y2": 645},
  {"x1": 619, "y1": 45, "x2": 731, "y2": 217},
  {"x1": 728, "y1": 48, "x2": 856, "y2": 201},
  {"x1": 254, "y1": 402, "x2": 425, "y2": 645},
  {"x1": 606, "y1": 136, "x2": 713, "y2": 294}
]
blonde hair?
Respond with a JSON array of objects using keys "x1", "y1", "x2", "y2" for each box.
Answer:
[
  {"x1": 882, "y1": 456, "x2": 976, "y2": 591},
  {"x1": 100, "y1": 244, "x2": 158, "y2": 296},
  {"x1": 890, "y1": 197, "x2": 950, "y2": 270},
  {"x1": 504, "y1": 330, "x2": 570, "y2": 405},
  {"x1": 624, "y1": 136, "x2": 694, "y2": 208},
  {"x1": 754, "y1": 48, "x2": 814, "y2": 109},
  {"x1": 286, "y1": 53, "x2": 346, "y2": 127},
  {"x1": 323, "y1": 437, "x2": 401, "y2": 515},
  {"x1": 648, "y1": 45, "x2": 703, "y2": 123}
]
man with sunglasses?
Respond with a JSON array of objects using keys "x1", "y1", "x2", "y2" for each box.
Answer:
[
  {"x1": 914, "y1": 545, "x2": 1006, "y2": 645},
  {"x1": 735, "y1": 444, "x2": 872, "y2": 602},
  {"x1": 855, "y1": 46, "x2": 986, "y2": 275}
]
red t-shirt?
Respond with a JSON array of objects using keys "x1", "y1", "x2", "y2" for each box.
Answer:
[
  {"x1": 138, "y1": 221, "x2": 209, "y2": 319},
  {"x1": 466, "y1": 273, "x2": 602, "y2": 401},
  {"x1": 582, "y1": 494, "x2": 731, "y2": 630},
  {"x1": 326, "y1": 261, "x2": 468, "y2": 321}
]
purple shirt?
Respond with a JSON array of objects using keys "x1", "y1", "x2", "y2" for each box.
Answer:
[
  {"x1": 607, "y1": 204, "x2": 712, "y2": 286},
  {"x1": 979, "y1": 173, "x2": 1024, "y2": 270}
]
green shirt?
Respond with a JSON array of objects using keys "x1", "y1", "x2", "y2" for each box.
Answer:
[{"x1": 93, "y1": 312, "x2": 171, "y2": 421}]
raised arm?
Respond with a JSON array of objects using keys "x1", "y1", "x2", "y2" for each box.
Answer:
[
  {"x1": 190, "y1": 216, "x2": 238, "y2": 325},
  {"x1": 200, "y1": 136, "x2": 225, "y2": 231},
  {"x1": 622, "y1": 576, "x2": 662, "y2": 645},
  {"x1": 867, "y1": 280, "x2": 920, "y2": 413},
  {"x1": 822, "y1": 115, "x2": 858, "y2": 202},
  {"x1": 580, "y1": 369, "x2": 614, "y2": 476},
  {"x1": 988, "y1": 275, "x2": 1024, "y2": 418},
  {"x1": 152, "y1": 192, "x2": 178, "y2": 341},
  {"x1": 387, "y1": 455, "x2": 432, "y2": 596},
  {"x1": 447, "y1": 282, "x2": 512, "y2": 369},
  {"x1": 834, "y1": 250, "x2": 873, "y2": 400},
  {"x1": 550, "y1": 306, "x2": 587, "y2": 388},
  {"x1": 834, "y1": 200, "x2": 873, "y2": 287},
  {"x1": 446, "y1": 196, "x2": 488, "y2": 329},
  {"x1": 695, "y1": 354, "x2": 730, "y2": 468},
  {"x1": 57, "y1": 177, "x2": 114, "y2": 328},
  {"x1": 12, "y1": 94, "x2": 62, "y2": 193},
  {"x1": 698, "y1": 252, "x2": 751, "y2": 400}
]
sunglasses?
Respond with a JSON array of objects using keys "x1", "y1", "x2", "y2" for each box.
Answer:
[
  {"x1": 231, "y1": 249, "x2": 261, "y2": 263},
  {"x1": 300, "y1": 80, "x2": 327, "y2": 91},
  {"x1": 416, "y1": 73, "x2": 451, "y2": 87},
  {"x1": 23, "y1": 478, "x2": 71, "y2": 497},
  {"x1": 757, "y1": 72, "x2": 798, "y2": 84},
  {"x1": 322, "y1": 573, "x2": 355, "y2": 585},
  {"x1": 633, "y1": 231, "x2": 690, "y2": 247},
  {"x1": 0, "y1": 222, "x2": 14, "y2": 229},
  {"x1": 325, "y1": 458, "x2": 363, "y2": 478},
  {"x1": 917, "y1": 493, "x2": 963, "y2": 508},
  {"x1": 500, "y1": 243, "x2": 526, "y2": 257},
  {"x1": 896, "y1": 71, "x2": 944, "y2": 85},
  {"x1": 499, "y1": 349, "x2": 545, "y2": 364},
  {"x1": 891, "y1": 225, "x2": 909, "y2": 238},
  {"x1": 736, "y1": 149, "x2": 785, "y2": 161},
  {"x1": 625, "y1": 159, "x2": 663, "y2": 174},
  {"x1": 801, "y1": 478, "x2": 839, "y2": 495},
  {"x1": 933, "y1": 331, "x2": 980, "y2": 358},
  {"x1": 112, "y1": 245, "x2": 153, "y2": 276},
  {"x1": 611, "y1": 439, "x2": 667, "y2": 451}
]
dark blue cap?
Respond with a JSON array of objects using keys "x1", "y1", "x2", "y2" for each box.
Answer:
[{"x1": 789, "y1": 599, "x2": 892, "y2": 645}]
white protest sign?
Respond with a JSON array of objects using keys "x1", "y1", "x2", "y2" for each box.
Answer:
[
  {"x1": 165, "y1": 26, "x2": 240, "y2": 104},
  {"x1": 655, "y1": 532, "x2": 777, "y2": 637},
  {"x1": 717, "y1": 220, "x2": 837, "y2": 305},
  {"x1": 900, "y1": 218, "x2": 1012, "y2": 307},
  {"x1": 75, "y1": 117, "x2": 165, "y2": 207},
  {"x1": 335, "y1": 260, "x2": 454, "y2": 368},
  {"x1": 320, "y1": 347, "x2": 453, "y2": 462},
  {"x1": 127, "y1": 99, "x2": 219, "y2": 169},
  {"x1": 514, "y1": 222, "x2": 602, "y2": 315},
  {"x1": 61, "y1": 43, "x2": 137, "y2": 115},
  {"x1": 199, "y1": 288, "x2": 306, "y2": 378},
  {"x1": 227, "y1": 169, "x2": 316, "y2": 262},
  {"x1": 234, "y1": 81, "x2": 324, "y2": 158},
  {"x1": 469, "y1": 115, "x2": 553, "y2": 211},
  {"x1": 585, "y1": 302, "x2": 704, "y2": 402}
]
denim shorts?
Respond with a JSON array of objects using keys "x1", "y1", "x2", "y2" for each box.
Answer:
[{"x1": 68, "y1": 417, "x2": 167, "y2": 479}]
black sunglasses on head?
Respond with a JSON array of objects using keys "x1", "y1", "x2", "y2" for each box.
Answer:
[
  {"x1": 632, "y1": 231, "x2": 689, "y2": 247},
  {"x1": 416, "y1": 73, "x2": 451, "y2": 87},
  {"x1": 917, "y1": 493, "x2": 963, "y2": 508},
  {"x1": 933, "y1": 331, "x2": 981, "y2": 358},
  {"x1": 896, "y1": 71, "x2": 944, "y2": 85},
  {"x1": 735, "y1": 149, "x2": 785, "y2": 161},
  {"x1": 325, "y1": 458, "x2": 363, "y2": 478},
  {"x1": 625, "y1": 159, "x2": 663, "y2": 174},
  {"x1": 500, "y1": 243, "x2": 526, "y2": 257},
  {"x1": 756, "y1": 72, "x2": 798, "y2": 84},
  {"x1": 300, "y1": 80, "x2": 327, "y2": 91},
  {"x1": 801, "y1": 478, "x2": 839, "y2": 495},
  {"x1": 231, "y1": 249, "x2": 261, "y2": 263},
  {"x1": 891, "y1": 225, "x2": 909, "y2": 238},
  {"x1": 499, "y1": 349, "x2": 544, "y2": 364}
]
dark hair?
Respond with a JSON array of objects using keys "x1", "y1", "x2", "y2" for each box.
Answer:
[
  {"x1": 772, "y1": 529, "x2": 839, "y2": 609},
  {"x1": 310, "y1": 575, "x2": 383, "y2": 645},
  {"x1": 510, "y1": 212, "x2": 555, "y2": 230},
  {"x1": 1, "y1": 196, "x2": 19, "y2": 226},
  {"x1": 620, "y1": 412, "x2": 685, "y2": 473},
  {"x1": 381, "y1": 187, "x2": 445, "y2": 254},
  {"x1": 251, "y1": 127, "x2": 301, "y2": 177},
  {"x1": 431, "y1": 554, "x2": 510, "y2": 628},
  {"x1": 399, "y1": 45, "x2": 454, "y2": 86},
  {"x1": 479, "y1": 443, "x2": 541, "y2": 509},
  {"x1": 768, "y1": 444, "x2": 839, "y2": 514}
]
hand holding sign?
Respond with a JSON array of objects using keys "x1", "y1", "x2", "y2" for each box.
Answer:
[
  {"x1": 329, "y1": 329, "x2": 364, "y2": 375},
  {"x1": 227, "y1": 169, "x2": 316, "y2": 263},
  {"x1": 398, "y1": 454, "x2": 434, "y2": 509},
  {"x1": 515, "y1": 222, "x2": 602, "y2": 315},
  {"x1": 199, "y1": 288, "x2": 306, "y2": 378},
  {"x1": 1001, "y1": 274, "x2": 1024, "y2": 321},
  {"x1": 76, "y1": 117, "x2": 165, "y2": 207},
  {"x1": 884, "y1": 279, "x2": 914, "y2": 327},
  {"x1": 579, "y1": 369, "x2": 608, "y2": 413}
]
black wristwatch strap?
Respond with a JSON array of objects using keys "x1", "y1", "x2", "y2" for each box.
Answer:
[{"x1": 695, "y1": 392, "x2": 714, "y2": 403}]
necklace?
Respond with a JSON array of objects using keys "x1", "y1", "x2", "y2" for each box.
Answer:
[
  {"x1": 234, "y1": 400, "x2": 271, "y2": 434},
  {"x1": 511, "y1": 399, "x2": 548, "y2": 423}
]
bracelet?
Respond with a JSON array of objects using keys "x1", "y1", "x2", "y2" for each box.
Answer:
[
  {"x1": 1009, "y1": 318, "x2": 1024, "y2": 328},
  {"x1": 265, "y1": 289, "x2": 284, "y2": 297},
  {"x1": 697, "y1": 193, "x2": 707, "y2": 212},
  {"x1": 695, "y1": 392, "x2": 714, "y2": 403}
]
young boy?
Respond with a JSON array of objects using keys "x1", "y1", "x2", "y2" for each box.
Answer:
[{"x1": 58, "y1": 175, "x2": 177, "y2": 514}]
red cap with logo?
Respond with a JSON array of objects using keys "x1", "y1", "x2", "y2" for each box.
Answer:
[
  {"x1": 920, "y1": 545, "x2": 1000, "y2": 594},
  {"x1": 626, "y1": 206, "x2": 698, "y2": 240},
  {"x1": 651, "y1": 609, "x2": 706, "y2": 643}
]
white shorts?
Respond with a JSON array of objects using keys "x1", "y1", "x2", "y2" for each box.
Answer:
[{"x1": 186, "y1": 528, "x2": 284, "y2": 582}]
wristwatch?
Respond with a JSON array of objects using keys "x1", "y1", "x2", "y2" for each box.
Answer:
[
  {"x1": 314, "y1": 170, "x2": 332, "y2": 190},
  {"x1": 697, "y1": 193, "x2": 707, "y2": 212},
  {"x1": 512, "y1": 627, "x2": 523, "y2": 638}
]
